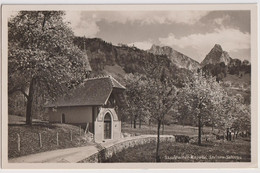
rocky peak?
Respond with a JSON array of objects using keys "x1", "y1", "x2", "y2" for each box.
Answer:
[
  {"x1": 201, "y1": 44, "x2": 231, "y2": 66},
  {"x1": 212, "y1": 44, "x2": 223, "y2": 52},
  {"x1": 148, "y1": 44, "x2": 200, "y2": 71},
  {"x1": 149, "y1": 44, "x2": 173, "y2": 56}
]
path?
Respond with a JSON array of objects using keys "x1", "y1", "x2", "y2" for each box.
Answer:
[
  {"x1": 9, "y1": 135, "x2": 173, "y2": 163},
  {"x1": 8, "y1": 144, "x2": 98, "y2": 163}
]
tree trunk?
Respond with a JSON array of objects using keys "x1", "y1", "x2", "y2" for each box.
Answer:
[
  {"x1": 226, "y1": 128, "x2": 229, "y2": 141},
  {"x1": 130, "y1": 115, "x2": 133, "y2": 128},
  {"x1": 162, "y1": 121, "x2": 165, "y2": 135},
  {"x1": 156, "y1": 120, "x2": 161, "y2": 162},
  {"x1": 198, "y1": 114, "x2": 202, "y2": 146},
  {"x1": 134, "y1": 116, "x2": 136, "y2": 129},
  {"x1": 139, "y1": 116, "x2": 141, "y2": 128},
  {"x1": 149, "y1": 119, "x2": 151, "y2": 133},
  {"x1": 26, "y1": 78, "x2": 35, "y2": 125}
]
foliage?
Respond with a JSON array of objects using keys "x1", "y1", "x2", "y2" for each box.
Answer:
[
  {"x1": 175, "y1": 70, "x2": 251, "y2": 144},
  {"x1": 175, "y1": 71, "x2": 230, "y2": 144},
  {"x1": 122, "y1": 59, "x2": 178, "y2": 161},
  {"x1": 124, "y1": 73, "x2": 149, "y2": 128},
  {"x1": 202, "y1": 59, "x2": 251, "y2": 82},
  {"x1": 229, "y1": 96, "x2": 251, "y2": 132},
  {"x1": 228, "y1": 59, "x2": 251, "y2": 75},
  {"x1": 202, "y1": 62, "x2": 227, "y2": 82},
  {"x1": 8, "y1": 11, "x2": 90, "y2": 124}
]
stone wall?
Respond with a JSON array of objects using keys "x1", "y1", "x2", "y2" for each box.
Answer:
[{"x1": 80, "y1": 135, "x2": 175, "y2": 163}]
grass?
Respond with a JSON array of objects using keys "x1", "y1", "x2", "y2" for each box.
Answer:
[
  {"x1": 8, "y1": 115, "x2": 94, "y2": 159},
  {"x1": 122, "y1": 123, "x2": 217, "y2": 137},
  {"x1": 113, "y1": 123, "x2": 250, "y2": 162},
  {"x1": 103, "y1": 138, "x2": 251, "y2": 162},
  {"x1": 223, "y1": 73, "x2": 250, "y2": 86},
  {"x1": 221, "y1": 74, "x2": 251, "y2": 104}
]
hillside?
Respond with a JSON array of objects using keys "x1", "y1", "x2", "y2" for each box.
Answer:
[
  {"x1": 148, "y1": 44, "x2": 200, "y2": 71},
  {"x1": 74, "y1": 37, "x2": 251, "y2": 104},
  {"x1": 221, "y1": 73, "x2": 251, "y2": 104},
  {"x1": 73, "y1": 37, "x2": 193, "y2": 88},
  {"x1": 8, "y1": 115, "x2": 94, "y2": 158}
]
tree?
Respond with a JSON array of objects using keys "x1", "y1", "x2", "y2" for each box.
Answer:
[
  {"x1": 124, "y1": 73, "x2": 147, "y2": 128},
  {"x1": 175, "y1": 70, "x2": 229, "y2": 145},
  {"x1": 142, "y1": 61, "x2": 178, "y2": 162},
  {"x1": 174, "y1": 99, "x2": 195, "y2": 127},
  {"x1": 123, "y1": 59, "x2": 177, "y2": 162},
  {"x1": 144, "y1": 77, "x2": 177, "y2": 162},
  {"x1": 227, "y1": 94, "x2": 251, "y2": 135},
  {"x1": 8, "y1": 11, "x2": 90, "y2": 124}
]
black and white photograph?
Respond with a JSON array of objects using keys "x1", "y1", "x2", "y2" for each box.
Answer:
[{"x1": 1, "y1": 4, "x2": 258, "y2": 169}]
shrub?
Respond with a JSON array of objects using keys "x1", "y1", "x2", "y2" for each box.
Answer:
[{"x1": 175, "y1": 135, "x2": 190, "y2": 143}]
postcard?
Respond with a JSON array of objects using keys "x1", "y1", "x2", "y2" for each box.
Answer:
[{"x1": 1, "y1": 4, "x2": 258, "y2": 169}]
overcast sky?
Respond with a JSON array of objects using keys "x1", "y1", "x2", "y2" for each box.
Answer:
[
  {"x1": 64, "y1": 10, "x2": 250, "y2": 62},
  {"x1": 64, "y1": 11, "x2": 249, "y2": 62}
]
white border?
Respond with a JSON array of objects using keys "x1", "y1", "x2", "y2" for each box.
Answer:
[{"x1": 1, "y1": 1, "x2": 259, "y2": 173}]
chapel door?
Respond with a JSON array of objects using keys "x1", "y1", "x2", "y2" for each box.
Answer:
[
  {"x1": 61, "y1": 113, "x2": 65, "y2": 123},
  {"x1": 104, "y1": 113, "x2": 112, "y2": 139}
]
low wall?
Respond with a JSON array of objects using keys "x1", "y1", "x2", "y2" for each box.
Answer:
[{"x1": 80, "y1": 135, "x2": 175, "y2": 163}]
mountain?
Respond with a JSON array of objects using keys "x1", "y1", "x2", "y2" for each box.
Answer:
[
  {"x1": 148, "y1": 45, "x2": 200, "y2": 71},
  {"x1": 200, "y1": 44, "x2": 251, "y2": 104},
  {"x1": 73, "y1": 37, "x2": 193, "y2": 88},
  {"x1": 201, "y1": 44, "x2": 231, "y2": 66}
]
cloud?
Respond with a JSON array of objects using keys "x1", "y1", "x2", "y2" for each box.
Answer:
[
  {"x1": 64, "y1": 11, "x2": 100, "y2": 37},
  {"x1": 79, "y1": 11, "x2": 209, "y2": 25},
  {"x1": 213, "y1": 15, "x2": 231, "y2": 27},
  {"x1": 165, "y1": 11, "x2": 210, "y2": 25},
  {"x1": 64, "y1": 11, "x2": 209, "y2": 37},
  {"x1": 127, "y1": 40, "x2": 153, "y2": 50},
  {"x1": 159, "y1": 27, "x2": 250, "y2": 62}
]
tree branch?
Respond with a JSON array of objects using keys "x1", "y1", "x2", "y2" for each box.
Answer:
[
  {"x1": 8, "y1": 86, "x2": 21, "y2": 96},
  {"x1": 20, "y1": 89, "x2": 29, "y2": 99},
  {"x1": 8, "y1": 86, "x2": 29, "y2": 99}
]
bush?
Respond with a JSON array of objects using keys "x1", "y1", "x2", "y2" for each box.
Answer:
[
  {"x1": 216, "y1": 134, "x2": 225, "y2": 140},
  {"x1": 175, "y1": 135, "x2": 190, "y2": 143}
]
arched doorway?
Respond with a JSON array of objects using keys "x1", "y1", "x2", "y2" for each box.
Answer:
[{"x1": 104, "y1": 113, "x2": 112, "y2": 139}]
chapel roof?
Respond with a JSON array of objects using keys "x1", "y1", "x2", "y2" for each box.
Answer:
[{"x1": 45, "y1": 75, "x2": 125, "y2": 107}]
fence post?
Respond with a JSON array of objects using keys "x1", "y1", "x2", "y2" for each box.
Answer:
[
  {"x1": 70, "y1": 130, "x2": 72, "y2": 141},
  {"x1": 56, "y1": 132, "x2": 59, "y2": 146},
  {"x1": 39, "y1": 133, "x2": 42, "y2": 148},
  {"x1": 79, "y1": 125, "x2": 81, "y2": 136},
  {"x1": 17, "y1": 134, "x2": 20, "y2": 152}
]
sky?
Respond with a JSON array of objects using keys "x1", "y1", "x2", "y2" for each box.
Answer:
[
  {"x1": 7, "y1": 10, "x2": 250, "y2": 63},
  {"x1": 63, "y1": 10, "x2": 250, "y2": 63}
]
